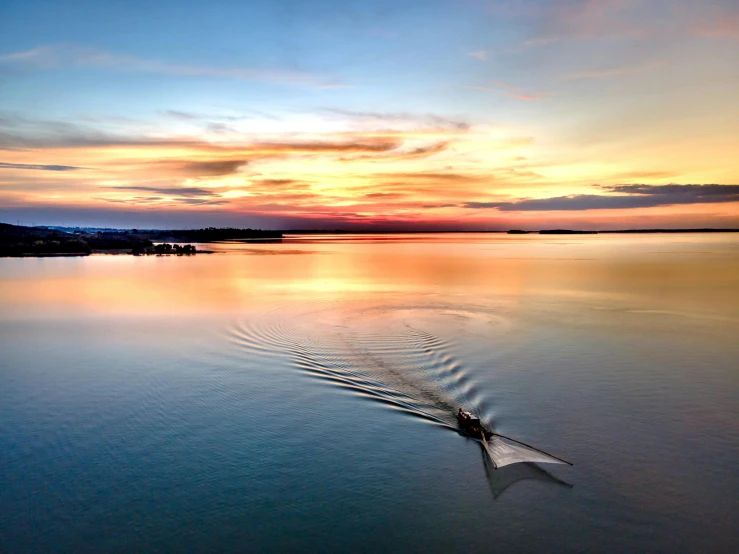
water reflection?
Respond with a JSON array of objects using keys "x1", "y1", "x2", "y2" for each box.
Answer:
[
  {"x1": 1, "y1": 233, "x2": 738, "y2": 552},
  {"x1": 1, "y1": 233, "x2": 737, "y2": 322}
]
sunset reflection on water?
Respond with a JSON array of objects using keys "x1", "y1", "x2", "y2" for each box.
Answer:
[{"x1": 2, "y1": 233, "x2": 738, "y2": 324}]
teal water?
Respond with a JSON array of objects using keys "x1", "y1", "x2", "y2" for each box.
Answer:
[{"x1": 1, "y1": 234, "x2": 738, "y2": 552}]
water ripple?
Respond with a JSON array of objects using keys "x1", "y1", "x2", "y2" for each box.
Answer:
[{"x1": 228, "y1": 302, "x2": 505, "y2": 433}]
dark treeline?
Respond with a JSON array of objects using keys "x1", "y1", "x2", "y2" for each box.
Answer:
[
  {"x1": 0, "y1": 223, "x2": 93, "y2": 256},
  {"x1": 140, "y1": 227, "x2": 283, "y2": 242},
  {"x1": 1, "y1": 223, "x2": 202, "y2": 256}
]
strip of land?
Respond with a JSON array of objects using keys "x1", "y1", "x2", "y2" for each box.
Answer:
[
  {"x1": 0, "y1": 223, "x2": 282, "y2": 257},
  {"x1": 2, "y1": 223, "x2": 737, "y2": 257}
]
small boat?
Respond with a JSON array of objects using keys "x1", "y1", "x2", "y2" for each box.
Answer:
[
  {"x1": 456, "y1": 407, "x2": 574, "y2": 468},
  {"x1": 457, "y1": 409, "x2": 493, "y2": 440}
]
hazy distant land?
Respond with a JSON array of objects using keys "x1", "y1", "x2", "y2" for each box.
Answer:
[{"x1": 509, "y1": 229, "x2": 739, "y2": 235}]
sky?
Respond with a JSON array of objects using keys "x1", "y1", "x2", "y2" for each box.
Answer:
[{"x1": 0, "y1": 0, "x2": 738, "y2": 230}]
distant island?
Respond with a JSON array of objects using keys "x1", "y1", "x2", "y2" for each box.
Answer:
[{"x1": 0, "y1": 223, "x2": 282, "y2": 257}]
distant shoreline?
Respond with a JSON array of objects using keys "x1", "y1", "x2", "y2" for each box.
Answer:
[
  {"x1": 282, "y1": 228, "x2": 739, "y2": 234},
  {"x1": 508, "y1": 228, "x2": 739, "y2": 235},
  {"x1": 3, "y1": 222, "x2": 739, "y2": 258},
  {"x1": 0, "y1": 223, "x2": 254, "y2": 257}
]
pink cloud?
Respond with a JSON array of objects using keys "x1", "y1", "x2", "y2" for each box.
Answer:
[{"x1": 694, "y1": 12, "x2": 739, "y2": 38}]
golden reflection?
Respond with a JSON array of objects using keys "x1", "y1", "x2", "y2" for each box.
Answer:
[{"x1": 1, "y1": 235, "x2": 738, "y2": 325}]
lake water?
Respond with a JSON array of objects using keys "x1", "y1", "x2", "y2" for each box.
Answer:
[{"x1": 1, "y1": 233, "x2": 738, "y2": 553}]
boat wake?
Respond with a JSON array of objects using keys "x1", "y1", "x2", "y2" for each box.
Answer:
[
  {"x1": 228, "y1": 300, "x2": 571, "y2": 473},
  {"x1": 228, "y1": 301, "x2": 486, "y2": 430}
]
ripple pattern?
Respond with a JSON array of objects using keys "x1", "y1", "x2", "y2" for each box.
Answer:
[{"x1": 228, "y1": 301, "x2": 503, "y2": 432}]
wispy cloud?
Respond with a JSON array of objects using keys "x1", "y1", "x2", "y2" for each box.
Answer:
[
  {"x1": 161, "y1": 109, "x2": 280, "y2": 122},
  {"x1": 0, "y1": 115, "x2": 408, "y2": 155},
  {"x1": 0, "y1": 161, "x2": 83, "y2": 171},
  {"x1": 322, "y1": 109, "x2": 470, "y2": 131},
  {"x1": 340, "y1": 142, "x2": 449, "y2": 163},
  {"x1": 108, "y1": 186, "x2": 221, "y2": 197},
  {"x1": 0, "y1": 44, "x2": 337, "y2": 87},
  {"x1": 468, "y1": 50, "x2": 487, "y2": 61}
]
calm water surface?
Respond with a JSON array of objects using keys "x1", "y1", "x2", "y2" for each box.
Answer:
[{"x1": 1, "y1": 233, "x2": 738, "y2": 552}]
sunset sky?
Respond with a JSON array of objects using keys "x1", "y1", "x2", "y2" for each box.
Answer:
[{"x1": 1, "y1": 0, "x2": 738, "y2": 230}]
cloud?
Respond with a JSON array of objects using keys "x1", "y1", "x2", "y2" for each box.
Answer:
[
  {"x1": 468, "y1": 50, "x2": 487, "y2": 61},
  {"x1": 251, "y1": 179, "x2": 304, "y2": 187},
  {"x1": 107, "y1": 186, "x2": 221, "y2": 197},
  {"x1": 604, "y1": 184, "x2": 739, "y2": 197},
  {"x1": 374, "y1": 172, "x2": 478, "y2": 183},
  {"x1": 0, "y1": 161, "x2": 82, "y2": 171},
  {"x1": 0, "y1": 113, "x2": 407, "y2": 155},
  {"x1": 322, "y1": 109, "x2": 470, "y2": 131},
  {"x1": 161, "y1": 109, "x2": 278, "y2": 122},
  {"x1": 255, "y1": 139, "x2": 402, "y2": 153},
  {"x1": 153, "y1": 159, "x2": 248, "y2": 177},
  {"x1": 463, "y1": 184, "x2": 739, "y2": 211},
  {"x1": 0, "y1": 116, "x2": 230, "y2": 149},
  {"x1": 364, "y1": 192, "x2": 406, "y2": 199},
  {"x1": 341, "y1": 142, "x2": 449, "y2": 162},
  {"x1": 163, "y1": 110, "x2": 201, "y2": 121},
  {"x1": 0, "y1": 44, "x2": 334, "y2": 87},
  {"x1": 206, "y1": 123, "x2": 235, "y2": 134}
]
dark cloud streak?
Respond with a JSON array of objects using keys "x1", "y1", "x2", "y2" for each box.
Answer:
[
  {"x1": 464, "y1": 184, "x2": 739, "y2": 211},
  {"x1": 108, "y1": 185, "x2": 220, "y2": 197},
  {"x1": 154, "y1": 159, "x2": 247, "y2": 176},
  {"x1": 0, "y1": 161, "x2": 83, "y2": 171}
]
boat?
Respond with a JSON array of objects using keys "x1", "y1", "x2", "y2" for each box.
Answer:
[
  {"x1": 456, "y1": 408, "x2": 493, "y2": 440},
  {"x1": 456, "y1": 407, "x2": 574, "y2": 468}
]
